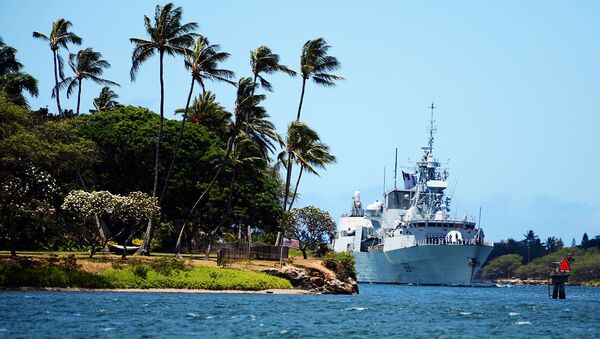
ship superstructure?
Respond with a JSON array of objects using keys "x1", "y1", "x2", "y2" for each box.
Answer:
[{"x1": 333, "y1": 104, "x2": 493, "y2": 285}]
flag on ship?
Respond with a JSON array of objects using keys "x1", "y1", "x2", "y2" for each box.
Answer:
[{"x1": 402, "y1": 171, "x2": 417, "y2": 189}]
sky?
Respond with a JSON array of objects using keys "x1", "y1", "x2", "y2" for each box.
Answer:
[{"x1": 2, "y1": 0, "x2": 599, "y2": 243}]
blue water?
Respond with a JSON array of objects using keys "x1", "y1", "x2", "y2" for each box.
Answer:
[{"x1": 1, "y1": 284, "x2": 599, "y2": 338}]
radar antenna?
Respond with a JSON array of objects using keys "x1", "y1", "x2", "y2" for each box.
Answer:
[
  {"x1": 428, "y1": 101, "x2": 437, "y2": 152},
  {"x1": 394, "y1": 148, "x2": 398, "y2": 189}
]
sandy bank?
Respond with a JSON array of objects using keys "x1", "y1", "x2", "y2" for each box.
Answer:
[{"x1": 3, "y1": 287, "x2": 313, "y2": 294}]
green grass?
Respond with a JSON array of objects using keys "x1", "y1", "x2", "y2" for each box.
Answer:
[
  {"x1": 288, "y1": 249, "x2": 313, "y2": 257},
  {"x1": 100, "y1": 265, "x2": 292, "y2": 290},
  {"x1": 0, "y1": 260, "x2": 292, "y2": 291}
]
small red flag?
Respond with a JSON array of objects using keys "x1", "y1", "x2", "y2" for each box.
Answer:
[{"x1": 559, "y1": 258, "x2": 570, "y2": 271}]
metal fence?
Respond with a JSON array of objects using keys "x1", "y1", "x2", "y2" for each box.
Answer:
[{"x1": 216, "y1": 243, "x2": 288, "y2": 266}]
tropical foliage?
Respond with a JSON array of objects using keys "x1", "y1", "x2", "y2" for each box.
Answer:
[
  {"x1": 32, "y1": 18, "x2": 82, "y2": 113},
  {"x1": 296, "y1": 37, "x2": 343, "y2": 121},
  {"x1": 0, "y1": 37, "x2": 38, "y2": 107},
  {"x1": 129, "y1": 3, "x2": 198, "y2": 254},
  {"x1": 92, "y1": 86, "x2": 121, "y2": 112},
  {"x1": 283, "y1": 206, "x2": 337, "y2": 259},
  {"x1": 1, "y1": 3, "x2": 343, "y2": 259},
  {"x1": 250, "y1": 45, "x2": 296, "y2": 92},
  {"x1": 57, "y1": 48, "x2": 118, "y2": 114}
]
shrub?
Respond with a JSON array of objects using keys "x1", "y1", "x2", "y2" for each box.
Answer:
[
  {"x1": 323, "y1": 252, "x2": 357, "y2": 282},
  {"x1": 111, "y1": 260, "x2": 123, "y2": 270},
  {"x1": 149, "y1": 257, "x2": 189, "y2": 276},
  {"x1": 132, "y1": 264, "x2": 149, "y2": 279},
  {"x1": 314, "y1": 243, "x2": 333, "y2": 257},
  {"x1": 61, "y1": 254, "x2": 79, "y2": 272}
]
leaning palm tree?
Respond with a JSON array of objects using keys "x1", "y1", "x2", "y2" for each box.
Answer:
[
  {"x1": 130, "y1": 3, "x2": 197, "y2": 255},
  {"x1": 287, "y1": 140, "x2": 336, "y2": 210},
  {"x1": 175, "y1": 77, "x2": 279, "y2": 255},
  {"x1": 159, "y1": 35, "x2": 235, "y2": 203},
  {"x1": 57, "y1": 48, "x2": 119, "y2": 114},
  {"x1": 0, "y1": 72, "x2": 39, "y2": 107},
  {"x1": 280, "y1": 121, "x2": 319, "y2": 210},
  {"x1": 250, "y1": 45, "x2": 296, "y2": 93},
  {"x1": 92, "y1": 86, "x2": 121, "y2": 112},
  {"x1": 296, "y1": 37, "x2": 343, "y2": 121},
  {"x1": 33, "y1": 18, "x2": 82, "y2": 113}
]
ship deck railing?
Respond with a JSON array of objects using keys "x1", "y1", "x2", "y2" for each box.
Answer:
[{"x1": 414, "y1": 239, "x2": 493, "y2": 247}]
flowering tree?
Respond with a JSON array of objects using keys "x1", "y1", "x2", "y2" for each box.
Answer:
[
  {"x1": 284, "y1": 206, "x2": 337, "y2": 259},
  {"x1": 0, "y1": 165, "x2": 58, "y2": 257},
  {"x1": 62, "y1": 190, "x2": 159, "y2": 258}
]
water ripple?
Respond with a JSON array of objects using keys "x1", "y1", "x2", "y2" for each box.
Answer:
[{"x1": 0, "y1": 286, "x2": 598, "y2": 337}]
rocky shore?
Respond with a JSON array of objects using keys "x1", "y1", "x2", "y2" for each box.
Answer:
[{"x1": 262, "y1": 265, "x2": 359, "y2": 295}]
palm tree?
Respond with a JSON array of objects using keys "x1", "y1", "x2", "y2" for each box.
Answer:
[
  {"x1": 287, "y1": 139, "x2": 335, "y2": 211},
  {"x1": 57, "y1": 48, "x2": 119, "y2": 114},
  {"x1": 203, "y1": 136, "x2": 265, "y2": 259},
  {"x1": 0, "y1": 72, "x2": 39, "y2": 107},
  {"x1": 185, "y1": 35, "x2": 236, "y2": 95},
  {"x1": 296, "y1": 37, "x2": 343, "y2": 121},
  {"x1": 177, "y1": 91, "x2": 231, "y2": 137},
  {"x1": 130, "y1": 3, "x2": 197, "y2": 255},
  {"x1": 159, "y1": 35, "x2": 235, "y2": 203},
  {"x1": 175, "y1": 77, "x2": 279, "y2": 255},
  {"x1": 92, "y1": 86, "x2": 121, "y2": 112},
  {"x1": 0, "y1": 37, "x2": 23, "y2": 75},
  {"x1": 0, "y1": 38, "x2": 38, "y2": 107},
  {"x1": 250, "y1": 45, "x2": 296, "y2": 93},
  {"x1": 33, "y1": 18, "x2": 82, "y2": 113},
  {"x1": 280, "y1": 121, "x2": 319, "y2": 210}
]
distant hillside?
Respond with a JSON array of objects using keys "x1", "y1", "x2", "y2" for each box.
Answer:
[{"x1": 482, "y1": 247, "x2": 600, "y2": 284}]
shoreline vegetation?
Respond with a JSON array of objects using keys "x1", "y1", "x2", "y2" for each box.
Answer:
[{"x1": 0, "y1": 251, "x2": 359, "y2": 294}]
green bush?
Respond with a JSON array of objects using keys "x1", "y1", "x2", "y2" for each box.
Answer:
[
  {"x1": 323, "y1": 252, "x2": 357, "y2": 282},
  {"x1": 149, "y1": 257, "x2": 189, "y2": 276},
  {"x1": 313, "y1": 243, "x2": 333, "y2": 257},
  {"x1": 0, "y1": 262, "x2": 110, "y2": 288},
  {"x1": 132, "y1": 264, "x2": 149, "y2": 279}
]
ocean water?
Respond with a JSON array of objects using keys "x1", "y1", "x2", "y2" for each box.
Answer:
[{"x1": 1, "y1": 284, "x2": 599, "y2": 338}]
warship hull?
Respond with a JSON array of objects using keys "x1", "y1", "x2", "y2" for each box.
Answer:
[{"x1": 354, "y1": 244, "x2": 493, "y2": 285}]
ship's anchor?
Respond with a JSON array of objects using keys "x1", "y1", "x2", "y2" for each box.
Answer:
[
  {"x1": 468, "y1": 257, "x2": 479, "y2": 268},
  {"x1": 468, "y1": 257, "x2": 480, "y2": 285}
]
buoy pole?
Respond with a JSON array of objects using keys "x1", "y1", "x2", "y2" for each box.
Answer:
[{"x1": 550, "y1": 257, "x2": 571, "y2": 299}]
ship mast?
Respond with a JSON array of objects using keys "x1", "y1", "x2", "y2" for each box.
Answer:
[{"x1": 428, "y1": 101, "x2": 436, "y2": 153}]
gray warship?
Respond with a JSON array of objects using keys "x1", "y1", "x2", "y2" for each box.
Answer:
[{"x1": 333, "y1": 105, "x2": 493, "y2": 285}]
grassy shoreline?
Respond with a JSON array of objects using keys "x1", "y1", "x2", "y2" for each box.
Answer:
[
  {"x1": 0, "y1": 253, "x2": 293, "y2": 291},
  {"x1": 2, "y1": 287, "x2": 308, "y2": 294}
]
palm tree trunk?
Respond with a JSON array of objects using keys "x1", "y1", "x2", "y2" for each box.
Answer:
[
  {"x1": 175, "y1": 135, "x2": 236, "y2": 255},
  {"x1": 137, "y1": 50, "x2": 165, "y2": 256},
  {"x1": 287, "y1": 165, "x2": 304, "y2": 211},
  {"x1": 191, "y1": 84, "x2": 206, "y2": 125},
  {"x1": 76, "y1": 78, "x2": 82, "y2": 115},
  {"x1": 52, "y1": 49, "x2": 62, "y2": 114},
  {"x1": 204, "y1": 166, "x2": 236, "y2": 261},
  {"x1": 159, "y1": 76, "x2": 195, "y2": 204},
  {"x1": 251, "y1": 73, "x2": 258, "y2": 97},
  {"x1": 153, "y1": 50, "x2": 165, "y2": 197},
  {"x1": 283, "y1": 152, "x2": 294, "y2": 210},
  {"x1": 295, "y1": 77, "x2": 307, "y2": 121}
]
